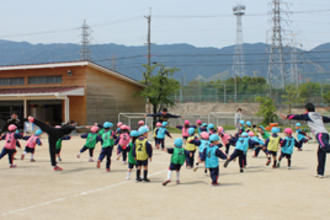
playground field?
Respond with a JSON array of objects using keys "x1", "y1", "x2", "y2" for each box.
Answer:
[{"x1": 0, "y1": 133, "x2": 329, "y2": 220}]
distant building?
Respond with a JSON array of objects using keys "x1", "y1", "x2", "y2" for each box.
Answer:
[{"x1": 0, "y1": 61, "x2": 145, "y2": 126}]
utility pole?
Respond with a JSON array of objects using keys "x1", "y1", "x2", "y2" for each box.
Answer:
[
  {"x1": 232, "y1": 4, "x2": 246, "y2": 103},
  {"x1": 111, "y1": 55, "x2": 116, "y2": 71},
  {"x1": 267, "y1": 0, "x2": 286, "y2": 92},
  {"x1": 145, "y1": 8, "x2": 152, "y2": 67},
  {"x1": 80, "y1": 19, "x2": 91, "y2": 61}
]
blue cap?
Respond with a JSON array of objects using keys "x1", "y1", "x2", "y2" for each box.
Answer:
[
  {"x1": 207, "y1": 123, "x2": 215, "y2": 130},
  {"x1": 271, "y1": 127, "x2": 280, "y2": 134},
  {"x1": 209, "y1": 134, "x2": 220, "y2": 142},
  {"x1": 246, "y1": 121, "x2": 252, "y2": 127},
  {"x1": 240, "y1": 120, "x2": 245, "y2": 125},
  {"x1": 259, "y1": 125, "x2": 265, "y2": 130},
  {"x1": 241, "y1": 132, "x2": 249, "y2": 137},
  {"x1": 201, "y1": 123, "x2": 207, "y2": 127},
  {"x1": 103, "y1": 121, "x2": 113, "y2": 129},
  {"x1": 130, "y1": 130, "x2": 140, "y2": 137},
  {"x1": 138, "y1": 126, "x2": 149, "y2": 134},
  {"x1": 188, "y1": 127, "x2": 195, "y2": 135},
  {"x1": 296, "y1": 122, "x2": 301, "y2": 127},
  {"x1": 174, "y1": 138, "x2": 183, "y2": 147},
  {"x1": 35, "y1": 129, "x2": 42, "y2": 136},
  {"x1": 162, "y1": 121, "x2": 168, "y2": 127}
]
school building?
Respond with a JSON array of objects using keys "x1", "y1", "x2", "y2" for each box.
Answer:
[{"x1": 0, "y1": 61, "x2": 145, "y2": 126}]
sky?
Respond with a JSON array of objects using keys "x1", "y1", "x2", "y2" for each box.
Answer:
[{"x1": 0, "y1": 0, "x2": 330, "y2": 50}]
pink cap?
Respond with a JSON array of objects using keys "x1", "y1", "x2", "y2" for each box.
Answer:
[
  {"x1": 90, "y1": 126, "x2": 99, "y2": 133},
  {"x1": 196, "y1": 119, "x2": 202, "y2": 125},
  {"x1": 138, "y1": 120, "x2": 145, "y2": 126},
  {"x1": 121, "y1": 125, "x2": 130, "y2": 130},
  {"x1": 284, "y1": 128, "x2": 293, "y2": 135},
  {"x1": 117, "y1": 122, "x2": 123, "y2": 127},
  {"x1": 156, "y1": 122, "x2": 162, "y2": 127},
  {"x1": 184, "y1": 120, "x2": 190, "y2": 125},
  {"x1": 217, "y1": 126, "x2": 224, "y2": 133},
  {"x1": 8, "y1": 124, "x2": 17, "y2": 131},
  {"x1": 200, "y1": 132, "x2": 209, "y2": 140},
  {"x1": 248, "y1": 131, "x2": 254, "y2": 137}
]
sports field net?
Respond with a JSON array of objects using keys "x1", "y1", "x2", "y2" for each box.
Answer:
[{"x1": 118, "y1": 113, "x2": 153, "y2": 130}]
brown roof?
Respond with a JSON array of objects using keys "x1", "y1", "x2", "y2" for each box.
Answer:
[{"x1": 0, "y1": 86, "x2": 83, "y2": 95}]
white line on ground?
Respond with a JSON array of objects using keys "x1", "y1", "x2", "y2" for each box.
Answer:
[{"x1": 0, "y1": 169, "x2": 167, "y2": 217}]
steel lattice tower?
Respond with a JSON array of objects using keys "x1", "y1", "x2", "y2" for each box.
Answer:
[
  {"x1": 232, "y1": 4, "x2": 246, "y2": 102},
  {"x1": 267, "y1": 0, "x2": 285, "y2": 90},
  {"x1": 80, "y1": 19, "x2": 91, "y2": 61}
]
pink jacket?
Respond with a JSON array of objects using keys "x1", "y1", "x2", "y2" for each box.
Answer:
[
  {"x1": 4, "y1": 133, "x2": 16, "y2": 150},
  {"x1": 220, "y1": 133, "x2": 231, "y2": 145},
  {"x1": 26, "y1": 135, "x2": 39, "y2": 149},
  {"x1": 118, "y1": 133, "x2": 130, "y2": 148}
]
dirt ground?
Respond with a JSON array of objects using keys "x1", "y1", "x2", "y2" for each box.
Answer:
[{"x1": 0, "y1": 133, "x2": 330, "y2": 220}]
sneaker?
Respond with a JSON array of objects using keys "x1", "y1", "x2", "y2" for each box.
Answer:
[
  {"x1": 21, "y1": 154, "x2": 25, "y2": 160},
  {"x1": 136, "y1": 178, "x2": 143, "y2": 182},
  {"x1": 96, "y1": 160, "x2": 101, "y2": 168},
  {"x1": 162, "y1": 180, "x2": 171, "y2": 186},
  {"x1": 266, "y1": 160, "x2": 271, "y2": 166},
  {"x1": 106, "y1": 168, "x2": 111, "y2": 172},
  {"x1": 315, "y1": 174, "x2": 324, "y2": 178},
  {"x1": 54, "y1": 166, "x2": 63, "y2": 171},
  {"x1": 176, "y1": 180, "x2": 180, "y2": 184},
  {"x1": 240, "y1": 168, "x2": 244, "y2": 173},
  {"x1": 143, "y1": 178, "x2": 150, "y2": 182},
  {"x1": 212, "y1": 182, "x2": 220, "y2": 186},
  {"x1": 277, "y1": 163, "x2": 281, "y2": 168},
  {"x1": 272, "y1": 164, "x2": 277, "y2": 169},
  {"x1": 88, "y1": 158, "x2": 94, "y2": 162},
  {"x1": 10, "y1": 164, "x2": 17, "y2": 168},
  {"x1": 288, "y1": 166, "x2": 291, "y2": 170},
  {"x1": 126, "y1": 176, "x2": 130, "y2": 180},
  {"x1": 58, "y1": 157, "x2": 62, "y2": 162},
  {"x1": 224, "y1": 160, "x2": 230, "y2": 168},
  {"x1": 76, "y1": 154, "x2": 80, "y2": 159},
  {"x1": 193, "y1": 166, "x2": 199, "y2": 172},
  {"x1": 30, "y1": 159, "x2": 36, "y2": 162}
]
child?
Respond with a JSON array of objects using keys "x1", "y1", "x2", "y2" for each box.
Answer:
[
  {"x1": 0, "y1": 124, "x2": 23, "y2": 168},
  {"x1": 55, "y1": 130, "x2": 71, "y2": 162},
  {"x1": 258, "y1": 125, "x2": 270, "y2": 141},
  {"x1": 176, "y1": 120, "x2": 193, "y2": 140},
  {"x1": 282, "y1": 103, "x2": 330, "y2": 178},
  {"x1": 185, "y1": 127, "x2": 200, "y2": 168},
  {"x1": 201, "y1": 134, "x2": 227, "y2": 186},
  {"x1": 224, "y1": 132, "x2": 257, "y2": 173},
  {"x1": 138, "y1": 120, "x2": 145, "y2": 129},
  {"x1": 278, "y1": 128, "x2": 297, "y2": 169},
  {"x1": 295, "y1": 122, "x2": 310, "y2": 151},
  {"x1": 194, "y1": 132, "x2": 209, "y2": 173},
  {"x1": 162, "y1": 138, "x2": 186, "y2": 186},
  {"x1": 196, "y1": 119, "x2": 202, "y2": 135},
  {"x1": 21, "y1": 129, "x2": 43, "y2": 162},
  {"x1": 27, "y1": 117, "x2": 77, "y2": 171},
  {"x1": 250, "y1": 132, "x2": 267, "y2": 158},
  {"x1": 200, "y1": 123, "x2": 208, "y2": 133},
  {"x1": 207, "y1": 123, "x2": 216, "y2": 134},
  {"x1": 77, "y1": 126, "x2": 102, "y2": 162},
  {"x1": 133, "y1": 126, "x2": 153, "y2": 182},
  {"x1": 116, "y1": 122, "x2": 123, "y2": 135},
  {"x1": 97, "y1": 121, "x2": 116, "y2": 172},
  {"x1": 126, "y1": 130, "x2": 139, "y2": 180},
  {"x1": 155, "y1": 122, "x2": 172, "y2": 150},
  {"x1": 218, "y1": 126, "x2": 231, "y2": 154},
  {"x1": 265, "y1": 127, "x2": 282, "y2": 168},
  {"x1": 153, "y1": 122, "x2": 162, "y2": 145},
  {"x1": 116, "y1": 125, "x2": 131, "y2": 162}
]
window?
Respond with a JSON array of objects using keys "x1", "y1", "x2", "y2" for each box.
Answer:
[
  {"x1": 28, "y1": 75, "x2": 62, "y2": 84},
  {"x1": 0, "y1": 77, "x2": 24, "y2": 86}
]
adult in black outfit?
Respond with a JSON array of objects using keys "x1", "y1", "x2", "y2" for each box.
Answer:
[{"x1": 27, "y1": 116, "x2": 77, "y2": 171}]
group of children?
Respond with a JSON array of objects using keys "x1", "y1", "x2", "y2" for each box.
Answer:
[{"x1": 0, "y1": 102, "x2": 329, "y2": 185}]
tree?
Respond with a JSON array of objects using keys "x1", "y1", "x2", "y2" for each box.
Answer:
[
  {"x1": 256, "y1": 96, "x2": 278, "y2": 125},
  {"x1": 281, "y1": 85, "x2": 303, "y2": 113},
  {"x1": 141, "y1": 63, "x2": 180, "y2": 126}
]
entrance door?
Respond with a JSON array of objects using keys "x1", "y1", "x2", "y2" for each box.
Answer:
[
  {"x1": 0, "y1": 101, "x2": 24, "y2": 130},
  {"x1": 28, "y1": 100, "x2": 63, "y2": 125}
]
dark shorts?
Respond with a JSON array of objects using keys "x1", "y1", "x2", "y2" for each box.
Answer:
[
  {"x1": 24, "y1": 147, "x2": 35, "y2": 154},
  {"x1": 280, "y1": 152, "x2": 291, "y2": 159},
  {"x1": 268, "y1": 151, "x2": 277, "y2": 156},
  {"x1": 128, "y1": 162, "x2": 137, "y2": 169},
  {"x1": 136, "y1": 160, "x2": 148, "y2": 166},
  {"x1": 155, "y1": 138, "x2": 164, "y2": 145},
  {"x1": 169, "y1": 163, "x2": 182, "y2": 171}
]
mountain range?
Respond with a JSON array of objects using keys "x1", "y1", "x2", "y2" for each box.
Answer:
[{"x1": 0, "y1": 39, "x2": 329, "y2": 83}]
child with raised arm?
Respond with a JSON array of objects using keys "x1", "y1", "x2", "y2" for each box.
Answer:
[
  {"x1": 155, "y1": 122, "x2": 172, "y2": 150},
  {"x1": 277, "y1": 128, "x2": 298, "y2": 169},
  {"x1": 21, "y1": 129, "x2": 43, "y2": 162},
  {"x1": 77, "y1": 126, "x2": 102, "y2": 162}
]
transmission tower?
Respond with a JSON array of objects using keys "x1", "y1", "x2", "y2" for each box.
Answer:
[
  {"x1": 232, "y1": 4, "x2": 246, "y2": 102},
  {"x1": 267, "y1": 0, "x2": 285, "y2": 91},
  {"x1": 289, "y1": 35, "x2": 301, "y2": 88},
  {"x1": 80, "y1": 19, "x2": 91, "y2": 61}
]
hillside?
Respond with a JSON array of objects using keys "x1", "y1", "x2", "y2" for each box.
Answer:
[{"x1": 0, "y1": 39, "x2": 329, "y2": 83}]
